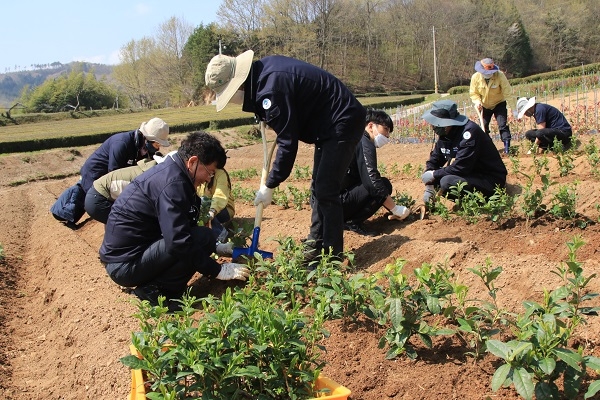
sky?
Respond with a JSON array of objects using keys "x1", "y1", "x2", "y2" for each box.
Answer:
[{"x1": 1, "y1": 1, "x2": 222, "y2": 73}]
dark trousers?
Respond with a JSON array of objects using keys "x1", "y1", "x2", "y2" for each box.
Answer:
[
  {"x1": 439, "y1": 174, "x2": 502, "y2": 199},
  {"x1": 104, "y1": 226, "x2": 218, "y2": 296},
  {"x1": 482, "y1": 101, "x2": 511, "y2": 142},
  {"x1": 84, "y1": 187, "x2": 112, "y2": 224},
  {"x1": 341, "y1": 177, "x2": 391, "y2": 224},
  {"x1": 525, "y1": 128, "x2": 572, "y2": 150},
  {"x1": 308, "y1": 137, "x2": 361, "y2": 256}
]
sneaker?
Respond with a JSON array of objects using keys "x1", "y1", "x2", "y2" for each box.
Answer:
[
  {"x1": 343, "y1": 222, "x2": 378, "y2": 237},
  {"x1": 216, "y1": 242, "x2": 234, "y2": 257}
]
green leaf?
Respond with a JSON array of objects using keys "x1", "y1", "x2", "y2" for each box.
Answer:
[
  {"x1": 457, "y1": 318, "x2": 474, "y2": 333},
  {"x1": 537, "y1": 357, "x2": 556, "y2": 375},
  {"x1": 535, "y1": 381, "x2": 559, "y2": 400},
  {"x1": 120, "y1": 355, "x2": 146, "y2": 369},
  {"x1": 512, "y1": 367, "x2": 535, "y2": 400},
  {"x1": 584, "y1": 355, "x2": 600, "y2": 372},
  {"x1": 491, "y1": 364, "x2": 511, "y2": 392},
  {"x1": 486, "y1": 340, "x2": 509, "y2": 360},
  {"x1": 552, "y1": 348, "x2": 582, "y2": 372},
  {"x1": 388, "y1": 298, "x2": 404, "y2": 329},
  {"x1": 418, "y1": 332, "x2": 433, "y2": 348},
  {"x1": 585, "y1": 380, "x2": 600, "y2": 399},
  {"x1": 426, "y1": 295, "x2": 441, "y2": 314}
]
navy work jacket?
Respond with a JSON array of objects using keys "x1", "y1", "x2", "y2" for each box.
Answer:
[
  {"x1": 242, "y1": 55, "x2": 366, "y2": 188},
  {"x1": 426, "y1": 120, "x2": 507, "y2": 187},
  {"x1": 80, "y1": 130, "x2": 141, "y2": 192},
  {"x1": 99, "y1": 153, "x2": 220, "y2": 276}
]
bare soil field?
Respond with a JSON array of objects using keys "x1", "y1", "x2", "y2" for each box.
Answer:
[{"x1": 0, "y1": 107, "x2": 599, "y2": 399}]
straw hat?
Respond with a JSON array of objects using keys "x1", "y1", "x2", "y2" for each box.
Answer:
[{"x1": 205, "y1": 50, "x2": 254, "y2": 112}]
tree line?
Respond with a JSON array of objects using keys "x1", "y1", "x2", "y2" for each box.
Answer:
[{"x1": 17, "y1": 0, "x2": 600, "y2": 112}]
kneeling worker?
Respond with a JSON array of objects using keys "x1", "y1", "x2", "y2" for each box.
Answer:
[
  {"x1": 420, "y1": 100, "x2": 507, "y2": 203},
  {"x1": 99, "y1": 131, "x2": 249, "y2": 308}
]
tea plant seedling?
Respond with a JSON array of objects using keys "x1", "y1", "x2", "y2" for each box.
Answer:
[
  {"x1": 392, "y1": 190, "x2": 416, "y2": 209},
  {"x1": 486, "y1": 236, "x2": 600, "y2": 400}
]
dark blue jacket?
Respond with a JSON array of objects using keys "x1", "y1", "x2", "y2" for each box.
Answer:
[
  {"x1": 342, "y1": 132, "x2": 389, "y2": 200},
  {"x1": 99, "y1": 153, "x2": 220, "y2": 276},
  {"x1": 426, "y1": 120, "x2": 507, "y2": 187},
  {"x1": 242, "y1": 56, "x2": 366, "y2": 188},
  {"x1": 80, "y1": 130, "x2": 141, "y2": 192},
  {"x1": 534, "y1": 103, "x2": 571, "y2": 132}
]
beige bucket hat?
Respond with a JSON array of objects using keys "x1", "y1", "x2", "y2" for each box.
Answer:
[
  {"x1": 205, "y1": 50, "x2": 254, "y2": 112},
  {"x1": 139, "y1": 117, "x2": 170, "y2": 147}
]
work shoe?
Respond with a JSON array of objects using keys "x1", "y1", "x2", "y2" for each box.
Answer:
[
  {"x1": 133, "y1": 283, "x2": 165, "y2": 307},
  {"x1": 343, "y1": 222, "x2": 378, "y2": 237},
  {"x1": 216, "y1": 242, "x2": 234, "y2": 257}
]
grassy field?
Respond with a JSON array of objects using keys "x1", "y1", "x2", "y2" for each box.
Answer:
[{"x1": 0, "y1": 96, "x2": 423, "y2": 153}]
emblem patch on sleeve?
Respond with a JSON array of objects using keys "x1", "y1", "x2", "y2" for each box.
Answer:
[
  {"x1": 463, "y1": 131, "x2": 471, "y2": 140},
  {"x1": 262, "y1": 98, "x2": 272, "y2": 109}
]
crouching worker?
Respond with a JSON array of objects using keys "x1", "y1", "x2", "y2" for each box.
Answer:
[
  {"x1": 341, "y1": 109, "x2": 409, "y2": 236},
  {"x1": 420, "y1": 100, "x2": 507, "y2": 203},
  {"x1": 515, "y1": 97, "x2": 572, "y2": 153},
  {"x1": 99, "y1": 131, "x2": 249, "y2": 308}
]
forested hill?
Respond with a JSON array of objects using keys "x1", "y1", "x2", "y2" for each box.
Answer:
[{"x1": 0, "y1": 63, "x2": 113, "y2": 108}]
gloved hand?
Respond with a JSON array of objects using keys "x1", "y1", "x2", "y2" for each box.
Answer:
[
  {"x1": 254, "y1": 185, "x2": 274, "y2": 207},
  {"x1": 216, "y1": 263, "x2": 250, "y2": 281},
  {"x1": 423, "y1": 185, "x2": 436, "y2": 203},
  {"x1": 421, "y1": 170, "x2": 435, "y2": 184},
  {"x1": 208, "y1": 209, "x2": 216, "y2": 221},
  {"x1": 388, "y1": 205, "x2": 410, "y2": 221}
]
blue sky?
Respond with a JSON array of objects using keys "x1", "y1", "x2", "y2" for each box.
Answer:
[{"x1": 1, "y1": 1, "x2": 221, "y2": 73}]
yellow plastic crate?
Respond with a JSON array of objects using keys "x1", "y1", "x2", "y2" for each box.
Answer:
[{"x1": 128, "y1": 345, "x2": 350, "y2": 400}]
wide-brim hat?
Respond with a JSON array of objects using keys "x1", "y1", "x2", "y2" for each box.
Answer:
[
  {"x1": 474, "y1": 58, "x2": 499, "y2": 74},
  {"x1": 421, "y1": 99, "x2": 468, "y2": 127},
  {"x1": 139, "y1": 117, "x2": 170, "y2": 147},
  {"x1": 516, "y1": 97, "x2": 536, "y2": 119},
  {"x1": 205, "y1": 50, "x2": 254, "y2": 112}
]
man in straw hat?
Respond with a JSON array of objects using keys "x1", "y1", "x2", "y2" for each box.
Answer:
[
  {"x1": 420, "y1": 100, "x2": 507, "y2": 204},
  {"x1": 205, "y1": 50, "x2": 366, "y2": 266},
  {"x1": 515, "y1": 97, "x2": 572, "y2": 154},
  {"x1": 469, "y1": 57, "x2": 512, "y2": 154}
]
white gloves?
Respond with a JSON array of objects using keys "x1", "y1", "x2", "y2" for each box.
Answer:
[
  {"x1": 388, "y1": 205, "x2": 410, "y2": 221},
  {"x1": 421, "y1": 170, "x2": 435, "y2": 184},
  {"x1": 215, "y1": 242, "x2": 234, "y2": 257},
  {"x1": 216, "y1": 263, "x2": 249, "y2": 281},
  {"x1": 423, "y1": 185, "x2": 436, "y2": 203},
  {"x1": 254, "y1": 184, "x2": 274, "y2": 207}
]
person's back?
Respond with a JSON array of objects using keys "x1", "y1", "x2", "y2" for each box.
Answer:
[
  {"x1": 245, "y1": 55, "x2": 365, "y2": 146},
  {"x1": 93, "y1": 158, "x2": 158, "y2": 201},
  {"x1": 80, "y1": 130, "x2": 139, "y2": 192}
]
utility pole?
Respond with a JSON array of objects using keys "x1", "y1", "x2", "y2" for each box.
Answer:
[{"x1": 432, "y1": 26, "x2": 439, "y2": 94}]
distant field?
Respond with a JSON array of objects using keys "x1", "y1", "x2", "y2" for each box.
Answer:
[{"x1": 0, "y1": 95, "x2": 423, "y2": 148}]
